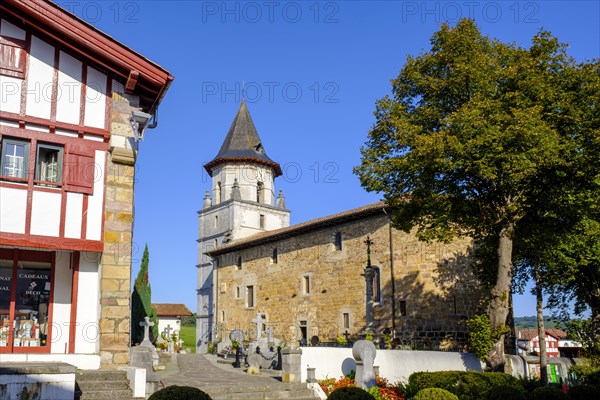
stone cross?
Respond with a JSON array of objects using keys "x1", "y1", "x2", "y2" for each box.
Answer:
[
  {"x1": 164, "y1": 324, "x2": 173, "y2": 340},
  {"x1": 139, "y1": 316, "x2": 153, "y2": 343},
  {"x1": 252, "y1": 313, "x2": 265, "y2": 340},
  {"x1": 266, "y1": 326, "x2": 274, "y2": 343}
]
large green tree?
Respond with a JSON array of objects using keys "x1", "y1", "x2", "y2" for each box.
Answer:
[
  {"x1": 355, "y1": 19, "x2": 597, "y2": 371},
  {"x1": 131, "y1": 244, "x2": 158, "y2": 345}
]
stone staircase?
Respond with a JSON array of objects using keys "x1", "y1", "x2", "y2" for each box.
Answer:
[
  {"x1": 75, "y1": 370, "x2": 138, "y2": 400},
  {"x1": 200, "y1": 382, "x2": 320, "y2": 400}
]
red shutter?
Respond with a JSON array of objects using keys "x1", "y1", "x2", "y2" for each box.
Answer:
[
  {"x1": 63, "y1": 145, "x2": 96, "y2": 195},
  {"x1": 0, "y1": 37, "x2": 27, "y2": 78}
]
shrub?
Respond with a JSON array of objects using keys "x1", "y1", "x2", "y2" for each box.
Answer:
[
  {"x1": 327, "y1": 386, "x2": 376, "y2": 400},
  {"x1": 531, "y1": 386, "x2": 568, "y2": 400},
  {"x1": 413, "y1": 388, "x2": 459, "y2": 400},
  {"x1": 407, "y1": 370, "x2": 520, "y2": 400},
  {"x1": 570, "y1": 363, "x2": 600, "y2": 385},
  {"x1": 516, "y1": 376, "x2": 543, "y2": 394},
  {"x1": 567, "y1": 384, "x2": 600, "y2": 400},
  {"x1": 488, "y1": 384, "x2": 527, "y2": 400},
  {"x1": 148, "y1": 385, "x2": 212, "y2": 400}
]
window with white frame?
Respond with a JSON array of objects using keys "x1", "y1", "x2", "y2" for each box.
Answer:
[{"x1": 1, "y1": 137, "x2": 29, "y2": 179}]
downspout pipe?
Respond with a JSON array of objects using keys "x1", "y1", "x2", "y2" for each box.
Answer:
[{"x1": 382, "y1": 207, "x2": 397, "y2": 336}]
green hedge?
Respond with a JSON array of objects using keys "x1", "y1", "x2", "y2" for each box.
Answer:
[
  {"x1": 327, "y1": 387, "x2": 375, "y2": 400},
  {"x1": 148, "y1": 385, "x2": 212, "y2": 400},
  {"x1": 531, "y1": 386, "x2": 568, "y2": 400},
  {"x1": 487, "y1": 384, "x2": 527, "y2": 400},
  {"x1": 414, "y1": 388, "x2": 459, "y2": 400},
  {"x1": 567, "y1": 384, "x2": 600, "y2": 400},
  {"x1": 407, "y1": 371, "x2": 521, "y2": 400}
]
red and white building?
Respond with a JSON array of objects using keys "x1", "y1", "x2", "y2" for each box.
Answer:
[
  {"x1": 0, "y1": 0, "x2": 172, "y2": 368},
  {"x1": 516, "y1": 328, "x2": 567, "y2": 358}
]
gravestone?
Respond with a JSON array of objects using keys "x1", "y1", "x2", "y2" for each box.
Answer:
[
  {"x1": 266, "y1": 327, "x2": 274, "y2": 344},
  {"x1": 352, "y1": 340, "x2": 377, "y2": 389},
  {"x1": 246, "y1": 353, "x2": 262, "y2": 374},
  {"x1": 139, "y1": 316, "x2": 159, "y2": 366}
]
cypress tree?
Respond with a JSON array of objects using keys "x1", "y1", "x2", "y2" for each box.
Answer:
[{"x1": 131, "y1": 244, "x2": 158, "y2": 344}]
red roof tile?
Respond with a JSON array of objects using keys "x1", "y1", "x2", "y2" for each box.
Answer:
[{"x1": 152, "y1": 303, "x2": 192, "y2": 317}]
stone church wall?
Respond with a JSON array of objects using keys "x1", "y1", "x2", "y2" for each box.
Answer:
[{"x1": 215, "y1": 212, "x2": 487, "y2": 349}]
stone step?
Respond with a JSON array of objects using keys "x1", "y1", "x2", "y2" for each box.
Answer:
[
  {"x1": 76, "y1": 370, "x2": 135, "y2": 400},
  {"x1": 76, "y1": 370, "x2": 130, "y2": 381},
  {"x1": 79, "y1": 389, "x2": 134, "y2": 399},
  {"x1": 208, "y1": 392, "x2": 317, "y2": 400},
  {"x1": 202, "y1": 383, "x2": 319, "y2": 400},
  {"x1": 77, "y1": 380, "x2": 131, "y2": 391}
]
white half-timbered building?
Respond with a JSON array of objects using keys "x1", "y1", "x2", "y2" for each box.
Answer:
[{"x1": 0, "y1": 0, "x2": 172, "y2": 369}]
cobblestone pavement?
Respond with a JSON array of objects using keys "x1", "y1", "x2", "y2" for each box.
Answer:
[{"x1": 157, "y1": 353, "x2": 283, "y2": 389}]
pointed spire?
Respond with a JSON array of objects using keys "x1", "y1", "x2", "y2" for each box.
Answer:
[
  {"x1": 204, "y1": 101, "x2": 282, "y2": 177},
  {"x1": 276, "y1": 189, "x2": 286, "y2": 209},
  {"x1": 230, "y1": 178, "x2": 242, "y2": 201},
  {"x1": 203, "y1": 190, "x2": 211, "y2": 209}
]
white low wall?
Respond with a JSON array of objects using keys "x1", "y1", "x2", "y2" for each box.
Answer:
[
  {"x1": 0, "y1": 354, "x2": 101, "y2": 370},
  {"x1": 301, "y1": 348, "x2": 483, "y2": 383}
]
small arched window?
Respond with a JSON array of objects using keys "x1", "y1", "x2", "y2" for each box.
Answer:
[
  {"x1": 372, "y1": 267, "x2": 381, "y2": 304},
  {"x1": 215, "y1": 181, "x2": 222, "y2": 203},
  {"x1": 334, "y1": 232, "x2": 343, "y2": 251},
  {"x1": 272, "y1": 248, "x2": 278, "y2": 264},
  {"x1": 257, "y1": 181, "x2": 264, "y2": 203},
  {"x1": 236, "y1": 256, "x2": 242, "y2": 270}
]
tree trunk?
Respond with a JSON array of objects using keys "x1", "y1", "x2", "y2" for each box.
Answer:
[
  {"x1": 535, "y1": 265, "x2": 548, "y2": 385},
  {"x1": 590, "y1": 293, "x2": 600, "y2": 367},
  {"x1": 486, "y1": 223, "x2": 515, "y2": 372}
]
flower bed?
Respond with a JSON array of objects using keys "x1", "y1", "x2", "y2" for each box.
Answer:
[{"x1": 318, "y1": 375, "x2": 404, "y2": 400}]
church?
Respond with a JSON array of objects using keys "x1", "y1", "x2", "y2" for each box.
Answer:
[{"x1": 197, "y1": 102, "x2": 486, "y2": 352}]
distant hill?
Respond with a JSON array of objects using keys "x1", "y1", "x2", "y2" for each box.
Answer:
[{"x1": 514, "y1": 316, "x2": 561, "y2": 330}]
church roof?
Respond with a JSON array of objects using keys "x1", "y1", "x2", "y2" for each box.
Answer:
[
  {"x1": 204, "y1": 100, "x2": 282, "y2": 177},
  {"x1": 206, "y1": 201, "x2": 388, "y2": 256}
]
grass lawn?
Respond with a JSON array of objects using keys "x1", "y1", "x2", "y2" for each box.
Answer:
[{"x1": 179, "y1": 325, "x2": 196, "y2": 353}]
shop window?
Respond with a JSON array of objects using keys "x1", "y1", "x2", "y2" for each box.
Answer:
[
  {"x1": 0, "y1": 249, "x2": 54, "y2": 352},
  {"x1": 1, "y1": 138, "x2": 29, "y2": 179},
  {"x1": 35, "y1": 143, "x2": 63, "y2": 184}
]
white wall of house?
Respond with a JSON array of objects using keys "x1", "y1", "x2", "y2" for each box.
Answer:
[
  {"x1": 75, "y1": 252, "x2": 101, "y2": 354},
  {"x1": 157, "y1": 317, "x2": 181, "y2": 338}
]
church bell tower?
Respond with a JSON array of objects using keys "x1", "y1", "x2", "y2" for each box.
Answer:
[{"x1": 196, "y1": 101, "x2": 290, "y2": 352}]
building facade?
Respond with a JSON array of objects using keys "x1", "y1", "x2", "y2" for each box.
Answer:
[
  {"x1": 197, "y1": 101, "x2": 290, "y2": 352},
  {"x1": 208, "y1": 204, "x2": 486, "y2": 349},
  {"x1": 0, "y1": 0, "x2": 172, "y2": 368}
]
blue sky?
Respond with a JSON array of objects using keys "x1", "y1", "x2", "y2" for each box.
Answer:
[{"x1": 64, "y1": 1, "x2": 599, "y2": 317}]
